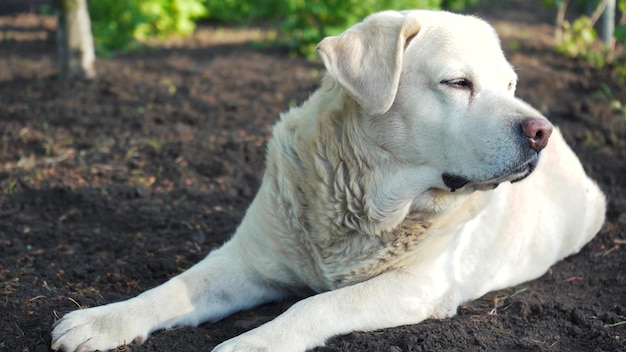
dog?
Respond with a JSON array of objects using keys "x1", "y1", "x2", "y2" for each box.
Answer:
[{"x1": 51, "y1": 10, "x2": 606, "y2": 352}]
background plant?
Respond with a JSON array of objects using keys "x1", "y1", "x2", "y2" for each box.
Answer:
[
  {"x1": 88, "y1": 0, "x2": 206, "y2": 56},
  {"x1": 203, "y1": 0, "x2": 477, "y2": 57},
  {"x1": 85, "y1": 0, "x2": 477, "y2": 57},
  {"x1": 546, "y1": 0, "x2": 626, "y2": 77}
]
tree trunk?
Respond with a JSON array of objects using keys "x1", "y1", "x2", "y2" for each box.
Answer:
[{"x1": 55, "y1": 0, "x2": 96, "y2": 80}]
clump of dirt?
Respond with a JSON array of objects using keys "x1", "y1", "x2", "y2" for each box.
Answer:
[{"x1": 0, "y1": 1, "x2": 624, "y2": 351}]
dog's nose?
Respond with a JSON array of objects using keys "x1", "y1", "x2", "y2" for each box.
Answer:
[{"x1": 521, "y1": 117, "x2": 553, "y2": 152}]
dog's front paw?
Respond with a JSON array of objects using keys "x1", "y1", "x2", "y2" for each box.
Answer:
[
  {"x1": 212, "y1": 329, "x2": 307, "y2": 352},
  {"x1": 212, "y1": 338, "x2": 269, "y2": 352},
  {"x1": 51, "y1": 302, "x2": 149, "y2": 352}
]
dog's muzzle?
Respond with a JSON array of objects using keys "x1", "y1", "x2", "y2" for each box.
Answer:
[{"x1": 442, "y1": 155, "x2": 539, "y2": 193}]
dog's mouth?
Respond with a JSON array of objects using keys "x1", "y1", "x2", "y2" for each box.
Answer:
[{"x1": 442, "y1": 155, "x2": 539, "y2": 192}]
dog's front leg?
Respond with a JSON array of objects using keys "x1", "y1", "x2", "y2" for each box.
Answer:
[
  {"x1": 51, "y1": 241, "x2": 288, "y2": 352},
  {"x1": 213, "y1": 269, "x2": 449, "y2": 352}
]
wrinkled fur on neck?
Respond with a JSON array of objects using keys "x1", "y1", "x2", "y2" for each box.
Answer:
[
  {"x1": 257, "y1": 75, "x2": 477, "y2": 289},
  {"x1": 267, "y1": 76, "x2": 408, "y2": 236}
]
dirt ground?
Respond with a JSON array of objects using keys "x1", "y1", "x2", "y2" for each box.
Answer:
[{"x1": 1, "y1": 1, "x2": 625, "y2": 351}]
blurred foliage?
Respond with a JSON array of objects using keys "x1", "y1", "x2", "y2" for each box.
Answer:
[
  {"x1": 89, "y1": 0, "x2": 206, "y2": 56},
  {"x1": 616, "y1": 0, "x2": 626, "y2": 42},
  {"x1": 557, "y1": 16, "x2": 604, "y2": 65},
  {"x1": 280, "y1": 0, "x2": 443, "y2": 58},
  {"x1": 546, "y1": 0, "x2": 626, "y2": 81},
  {"x1": 86, "y1": 0, "x2": 477, "y2": 57},
  {"x1": 202, "y1": 0, "x2": 285, "y2": 23},
  {"x1": 204, "y1": 0, "x2": 478, "y2": 57}
]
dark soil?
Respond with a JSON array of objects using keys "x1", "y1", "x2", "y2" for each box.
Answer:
[{"x1": 1, "y1": 1, "x2": 625, "y2": 351}]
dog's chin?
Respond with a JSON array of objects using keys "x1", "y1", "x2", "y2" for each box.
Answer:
[{"x1": 442, "y1": 155, "x2": 539, "y2": 193}]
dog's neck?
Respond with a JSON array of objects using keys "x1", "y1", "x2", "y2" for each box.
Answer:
[{"x1": 267, "y1": 75, "x2": 484, "y2": 239}]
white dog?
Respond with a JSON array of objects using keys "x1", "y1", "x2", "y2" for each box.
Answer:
[{"x1": 51, "y1": 10, "x2": 606, "y2": 352}]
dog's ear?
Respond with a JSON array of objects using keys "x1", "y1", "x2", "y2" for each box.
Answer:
[{"x1": 316, "y1": 11, "x2": 421, "y2": 115}]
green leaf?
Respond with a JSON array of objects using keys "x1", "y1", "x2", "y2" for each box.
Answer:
[{"x1": 615, "y1": 24, "x2": 626, "y2": 42}]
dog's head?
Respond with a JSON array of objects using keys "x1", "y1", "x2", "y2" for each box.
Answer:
[{"x1": 317, "y1": 10, "x2": 552, "y2": 193}]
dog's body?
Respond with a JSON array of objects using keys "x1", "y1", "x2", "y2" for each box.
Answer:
[{"x1": 51, "y1": 10, "x2": 606, "y2": 352}]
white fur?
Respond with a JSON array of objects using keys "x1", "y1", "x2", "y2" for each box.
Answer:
[{"x1": 51, "y1": 10, "x2": 605, "y2": 352}]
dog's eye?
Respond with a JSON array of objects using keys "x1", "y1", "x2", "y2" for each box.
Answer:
[{"x1": 441, "y1": 78, "x2": 473, "y2": 90}]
